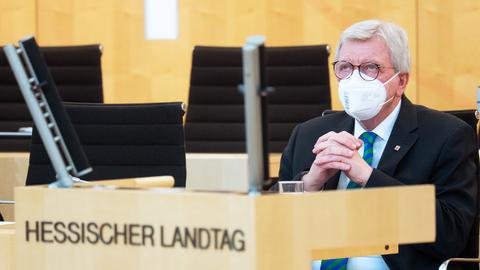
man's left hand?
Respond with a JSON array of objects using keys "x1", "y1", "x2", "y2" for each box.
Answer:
[{"x1": 343, "y1": 151, "x2": 373, "y2": 186}]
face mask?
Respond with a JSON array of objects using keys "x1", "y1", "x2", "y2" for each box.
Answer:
[{"x1": 338, "y1": 70, "x2": 399, "y2": 121}]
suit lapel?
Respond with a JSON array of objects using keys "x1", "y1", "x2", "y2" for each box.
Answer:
[
  {"x1": 324, "y1": 113, "x2": 354, "y2": 191},
  {"x1": 377, "y1": 97, "x2": 418, "y2": 176}
]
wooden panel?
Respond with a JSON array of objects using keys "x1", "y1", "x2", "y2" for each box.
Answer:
[
  {"x1": 14, "y1": 184, "x2": 434, "y2": 270},
  {"x1": 185, "y1": 153, "x2": 281, "y2": 192},
  {"x1": 0, "y1": 223, "x2": 15, "y2": 270},
  {"x1": 0, "y1": 153, "x2": 29, "y2": 221},
  {"x1": 0, "y1": 0, "x2": 36, "y2": 44},
  {"x1": 35, "y1": 0, "x2": 417, "y2": 111},
  {"x1": 9, "y1": 0, "x2": 480, "y2": 113},
  {"x1": 418, "y1": 0, "x2": 480, "y2": 110}
]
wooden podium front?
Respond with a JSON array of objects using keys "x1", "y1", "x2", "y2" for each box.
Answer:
[
  {"x1": 9, "y1": 184, "x2": 435, "y2": 270},
  {"x1": 0, "y1": 153, "x2": 29, "y2": 221}
]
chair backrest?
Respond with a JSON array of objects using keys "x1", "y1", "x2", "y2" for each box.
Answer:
[
  {"x1": 185, "y1": 45, "x2": 331, "y2": 153},
  {"x1": 444, "y1": 109, "x2": 478, "y2": 138},
  {"x1": 0, "y1": 44, "x2": 104, "y2": 152},
  {"x1": 26, "y1": 102, "x2": 186, "y2": 187},
  {"x1": 445, "y1": 110, "x2": 479, "y2": 270}
]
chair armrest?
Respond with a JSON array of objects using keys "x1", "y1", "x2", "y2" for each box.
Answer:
[{"x1": 439, "y1": 257, "x2": 480, "y2": 270}]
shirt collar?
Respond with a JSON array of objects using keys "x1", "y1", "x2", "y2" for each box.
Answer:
[{"x1": 353, "y1": 99, "x2": 402, "y2": 141}]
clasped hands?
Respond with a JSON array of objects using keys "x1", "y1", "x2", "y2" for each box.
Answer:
[{"x1": 303, "y1": 131, "x2": 373, "y2": 191}]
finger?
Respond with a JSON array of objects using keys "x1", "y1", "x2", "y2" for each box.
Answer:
[
  {"x1": 314, "y1": 132, "x2": 359, "y2": 151},
  {"x1": 318, "y1": 145, "x2": 354, "y2": 157},
  {"x1": 314, "y1": 131, "x2": 337, "y2": 146},
  {"x1": 313, "y1": 140, "x2": 341, "y2": 154},
  {"x1": 339, "y1": 131, "x2": 363, "y2": 148},
  {"x1": 314, "y1": 161, "x2": 351, "y2": 171},
  {"x1": 355, "y1": 139, "x2": 363, "y2": 150},
  {"x1": 313, "y1": 139, "x2": 357, "y2": 154},
  {"x1": 313, "y1": 154, "x2": 347, "y2": 166}
]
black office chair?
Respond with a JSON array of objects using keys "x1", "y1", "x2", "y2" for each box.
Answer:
[
  {"x1": 26, "y1": 102, "x2": 187, "y2": 187},
  {"x1": 185, "y1": 45, "x2": 331, "y2": 153},
  {"x1": 440, "y1": 110, "x2": 479, "y2": 270},
  {"x1": 0, "y1": 44, "x2": 104, "y2": 152},
  {"x1": 446, "y1": 109, "x2": 480, "y2": 149}
]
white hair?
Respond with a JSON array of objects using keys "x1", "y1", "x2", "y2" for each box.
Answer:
[{"x1": 335, "y1": 19, "x2": 411, "y2": 73}]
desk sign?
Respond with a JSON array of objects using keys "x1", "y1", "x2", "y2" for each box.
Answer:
[
  {"x1": 23, "y1": 220, "x2": 246, "y2": 251},
  {"x1": 14, "y1": 185, "x2": 435, "y2": 270}
]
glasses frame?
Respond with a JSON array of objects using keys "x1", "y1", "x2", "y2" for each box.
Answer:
[{"x1": 332, "y1": 61, "x2": 396, "y2": 81}]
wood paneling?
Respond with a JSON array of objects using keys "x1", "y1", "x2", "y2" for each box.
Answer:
[
  {"x1": 418, "y1": 0, "x2": 480, "y2": 110},
  {"x1": 4, "y1": 0, "x2": 476, "y2": 111},
  {"x1": 13, "y1": 185, "x2": 434, "y2": 269},
  {"x1": 32, "y1": 0, "x2": 417, "y2": 110},
  {"x1": 0, "y1": 153, "x2": 29, "y2": 221},
  {"x1": 0, "y1": 0, "x2": 36, "y2": 44}
]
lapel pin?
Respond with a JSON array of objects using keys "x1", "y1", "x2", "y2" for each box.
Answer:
[{"x1": 394, "y1": 145, "x2": 401, "y2": 151}]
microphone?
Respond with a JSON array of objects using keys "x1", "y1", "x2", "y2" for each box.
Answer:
[{"x1": 477, "y1": 86, "x2": 480, "y2": 120}]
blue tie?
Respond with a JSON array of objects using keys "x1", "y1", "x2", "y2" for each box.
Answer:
[
  {"x1": 320, "y1": 258, "x2": 347, "y2": 270},
  {"x1": 320, "y1": 132, "x2": 377, "y2": 270}
]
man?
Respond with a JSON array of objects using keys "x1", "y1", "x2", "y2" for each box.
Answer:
[{"x1": 279, "y1": 20, "x2": 478, "y2": 270}]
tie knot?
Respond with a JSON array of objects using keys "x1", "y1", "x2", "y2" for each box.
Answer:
[{"x1": 360, "y1": 131, "x2": 377, "y2": 145}]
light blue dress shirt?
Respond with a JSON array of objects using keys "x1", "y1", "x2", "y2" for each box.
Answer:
[{"x1": 313, "y1": 100, "x2": 402, "y2": 270}]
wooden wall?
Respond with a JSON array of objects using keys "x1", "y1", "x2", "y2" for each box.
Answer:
[
  {"x1": 418, "y1": 0, "x2": 480, "y2": 109},
  {"x1": 0, "y1": 0, "x2": 478, "y2": 110},
  {"x1": 0, "y1": 0, "x2": 36, "y2": 44}
]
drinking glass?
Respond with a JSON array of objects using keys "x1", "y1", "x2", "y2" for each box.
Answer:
[{"x1": 278, "y1": 181, "x2": 304, "y2": 193}]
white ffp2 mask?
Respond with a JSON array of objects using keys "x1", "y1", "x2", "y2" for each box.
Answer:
[{"x1": 338, "y1": 70, "x2": 399, "y2": 121}]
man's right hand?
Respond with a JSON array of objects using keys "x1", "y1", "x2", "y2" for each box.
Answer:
[{"x1": 303, "y1": 131, "x2": 362, "y2": 191}]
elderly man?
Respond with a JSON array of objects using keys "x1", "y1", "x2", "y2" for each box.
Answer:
[{"x1": 279, "y1": 20, "x2": 478, "y2": 270}]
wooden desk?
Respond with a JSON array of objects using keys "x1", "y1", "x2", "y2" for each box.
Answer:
[
  {"x1": 0, "y1": 152, "x2": 283, "y2": 219},
  {"x1": 0, "y1": 222, "x2": 15, "y2": 270},
  {"x1": 0, "y1": 153, "x2": 29, "y2": 221},
  {"x1": 185, "y1": 153, "x2": 281, "y2": 192},
  {"x1": 7, "y1": 184, "x2": 434, "y2": 270}
]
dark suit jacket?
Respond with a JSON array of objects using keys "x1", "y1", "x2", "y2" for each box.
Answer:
[{"x1": 279, "y1": 97, "x2": 478, "y2": 270}]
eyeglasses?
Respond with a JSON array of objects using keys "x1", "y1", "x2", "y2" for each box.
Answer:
[{"x1": 332, "y1": 61, "x2": 396, "y2": 81}]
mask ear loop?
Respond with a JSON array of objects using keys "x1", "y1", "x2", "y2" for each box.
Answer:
[
  {"x1": 382, "y1": 71, "x2": 401, "y2": 86},
  {"x1": 379, "y1": 71, "x2": 401, "y2": 107}
]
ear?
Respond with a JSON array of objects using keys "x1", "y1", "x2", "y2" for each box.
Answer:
[{"x1": 396, "y1": 73, "x2": 409, "y2": 96}]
